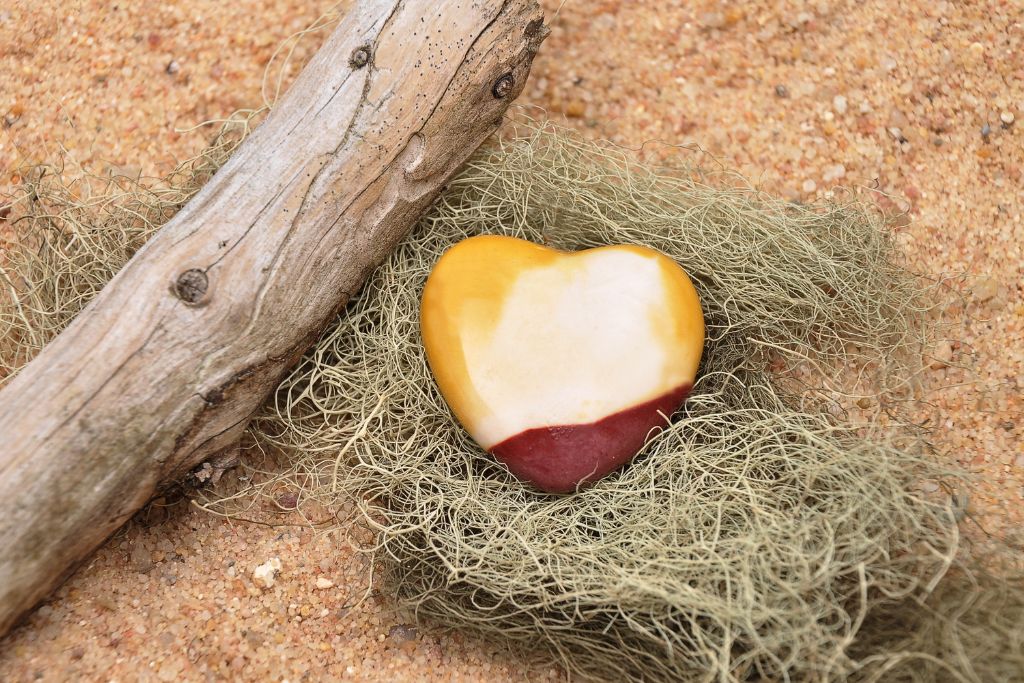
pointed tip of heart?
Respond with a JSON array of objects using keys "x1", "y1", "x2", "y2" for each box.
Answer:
[{"x1": 490, "y1": 383, "x2": 692, "y2": 493}]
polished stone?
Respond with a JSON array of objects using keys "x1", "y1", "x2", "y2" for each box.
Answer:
[{"x1": 421, "y1": 235, "x2": 704, "y2": 492}]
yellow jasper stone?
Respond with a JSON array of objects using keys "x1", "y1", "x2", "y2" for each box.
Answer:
[{"x1": 421, "y1": 235, "x2": 704, "y2": 493}]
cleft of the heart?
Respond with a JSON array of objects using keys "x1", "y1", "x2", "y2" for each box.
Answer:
[{"x1": 420, "y1": 235, "x2": 705, "y2": 493}]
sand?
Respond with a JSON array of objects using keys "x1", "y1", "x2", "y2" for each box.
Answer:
[{"x1": 1, "y1": 0, "x2": 1021, "y2": 680}]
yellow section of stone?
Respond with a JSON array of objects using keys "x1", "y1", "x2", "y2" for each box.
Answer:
[{"x1": 420, "y1": 236, "x2": 705, "y2": 445}]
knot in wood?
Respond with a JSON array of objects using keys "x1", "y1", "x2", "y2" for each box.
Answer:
[
  {"x1": 349, "y1": 45, "x2": 371, "y2": 69},
  {"x1": 174, "y1": 268, "x2": 208, "y2": 304},
  {"x1": 492, "y1": 73, "x2": 514, "y2": 99}
]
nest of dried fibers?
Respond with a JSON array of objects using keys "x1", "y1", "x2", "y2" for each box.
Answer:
[{"x1": 2, "y1": 120, "x2": 1022, "y2": 682}]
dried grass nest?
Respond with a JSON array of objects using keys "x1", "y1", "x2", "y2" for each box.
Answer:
[{"x1": 3, "y1": 120, "x2": 1022, "y2": 682}]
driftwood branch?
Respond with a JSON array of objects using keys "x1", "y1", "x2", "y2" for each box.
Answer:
[{"x1": 0, "y1": 0, "x2": 545, "y2": 636}]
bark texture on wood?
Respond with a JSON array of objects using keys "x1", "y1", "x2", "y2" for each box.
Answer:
[{"x1": 0, "y1": 0, "x2": 545, "y2": 636}]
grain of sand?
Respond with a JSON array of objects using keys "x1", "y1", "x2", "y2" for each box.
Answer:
[{"x1": 1, "y1": 0, "x2": 1021, "y2": 681}]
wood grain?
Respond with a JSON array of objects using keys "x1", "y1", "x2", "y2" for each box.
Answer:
[{"x1": 0, "y1": 0, "x2": 545, "y2": 636}]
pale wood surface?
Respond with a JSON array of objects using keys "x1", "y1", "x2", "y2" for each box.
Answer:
[{"x1": 0, "y1": 0, "x2": 545, "y2": 635}]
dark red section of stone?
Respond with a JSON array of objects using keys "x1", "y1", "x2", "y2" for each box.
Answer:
[{"x1": 490, "y1": 384, "x2": 692, "y2": 494}]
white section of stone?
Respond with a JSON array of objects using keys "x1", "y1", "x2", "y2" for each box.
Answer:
[{"x1": 462, "y1": 249, "x2": 677, "y2": 447}]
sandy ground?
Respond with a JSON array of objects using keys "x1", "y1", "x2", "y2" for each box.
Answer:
[{"x1": 1, "y1": 0, "x2": 1022, "y2": 680}]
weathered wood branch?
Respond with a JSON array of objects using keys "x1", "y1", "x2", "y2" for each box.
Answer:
[{"x1": 0, "y1": 0, "x2": 546, "y2": 636}]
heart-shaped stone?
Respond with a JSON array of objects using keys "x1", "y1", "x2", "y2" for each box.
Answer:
[{"x1": 421, "y1": 236, "x2": 704, "y2": 493}]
